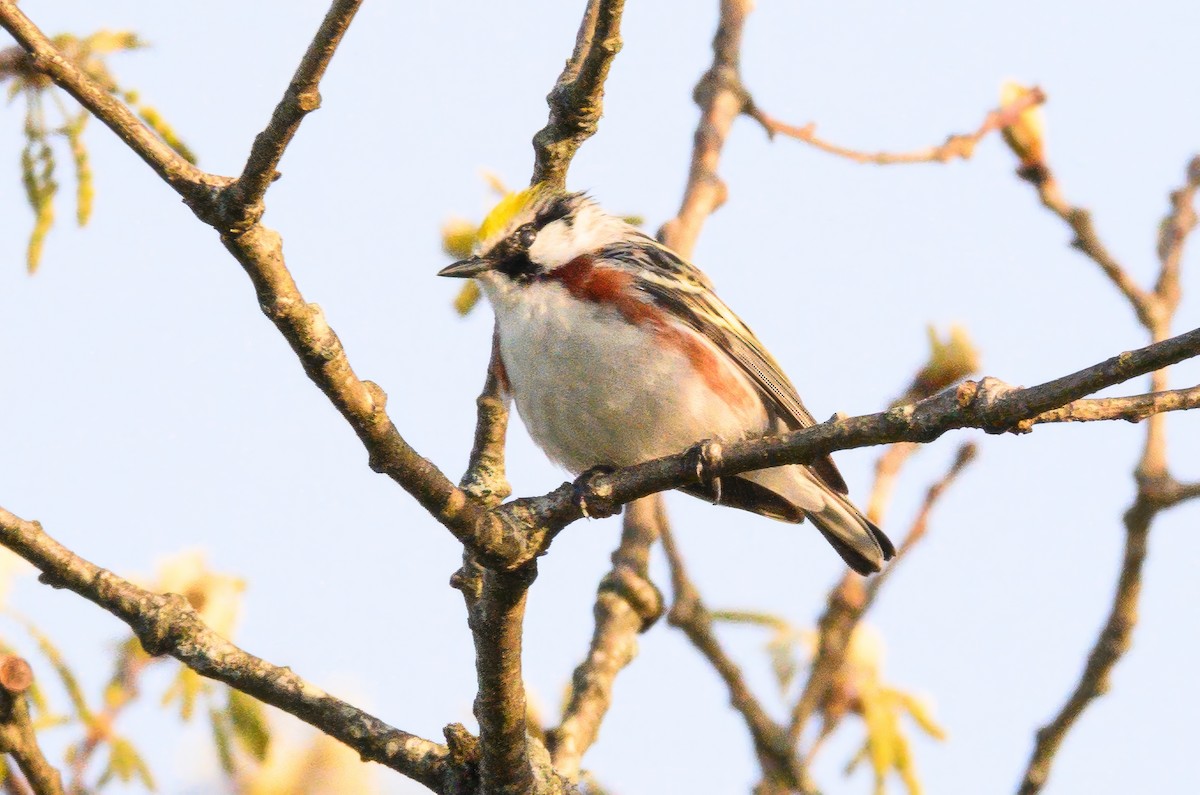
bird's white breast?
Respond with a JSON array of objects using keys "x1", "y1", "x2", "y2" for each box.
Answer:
[{"x1": 480, "y1": 276, "x2": 766, "y2": 473}]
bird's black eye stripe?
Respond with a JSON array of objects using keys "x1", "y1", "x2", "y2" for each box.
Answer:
[{"x1": 490, "y1": 237, "x2": 538, "y2": 281}]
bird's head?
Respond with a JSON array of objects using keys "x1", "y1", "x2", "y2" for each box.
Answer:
[{"x1": 438, "y1": 185, "x2": 629, "y2": 288}]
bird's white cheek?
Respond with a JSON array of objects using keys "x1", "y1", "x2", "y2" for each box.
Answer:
[{"x1": 527, "y1": 232, "x2": 580, "y2": 271}]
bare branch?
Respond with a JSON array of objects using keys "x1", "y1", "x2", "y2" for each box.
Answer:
[
  {"x1": 748, "y1": 87, "x2": 1046, "y2": 166},
  {"x1": 660, "y1": 522, "x2": 810, "y2": 794},
  {"x1": 1017, "y1": 491, "x2": 1154, "y2": 794},
  {"x1": 1015, "y1": 154, "x2": 1200, "y2": 794},
  {"x1": 467, "y1": 564, "x2": 539, "y2": 795},
  {"x1": 0, "y1": 2, "x2": 226, "y2": 196},
  {"x1": 530, "y1": 0, "x2": 625, "y2": 189},
  {"x1": 0, "y1": 758, "x2": 34, "y2": 795},
  {"x1": 217, "y1": 226, "x2": 493, "y2": 550},
  {"x1": 789, "y1": 443, "x2": 976, "y2": 747},
  {"x1": 521, "y1": 325, "x2": 1200, "y2": 548},
  {"x1": 233, "y1": 0, "x2": 364, "y2": 215},
  {"x1": 0, "y1": 658, "x2": 62, "y2": 795},
  {"x1": 865, "y1": 443, "x2": 976, "y2": 599},
  {"x1": 1154, "y1": 155, "x2": 1200, "y2": 316},
  {"x1": 1015, "y1": 162, "x2": 1158, "y2": 326},
  {"x1": 658, "y1": 0, "x2": 755, "y2": 258},
  {"x1": 460, "y1": 328, "x2": 512, "y2": 506},
  {"x1": 1032, "y1": 384, "x2": 1200, "y2": 425},
  {"x1": 1162, "y1": 480, "x2": 1200, "y2": 504},
  {"x1": 550, "y1": 496, "x2": 665, "y2": 777},
  {"x1": 0, "y1": 507, "x2": 451, "y2": 792},
  {"x1": 0, "y1": 2, "x2": 503, "y2": 561}
]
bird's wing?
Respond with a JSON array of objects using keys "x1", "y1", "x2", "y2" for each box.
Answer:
[{"x1": 601, "y1": 237, "x2": 849, "y2": 494}]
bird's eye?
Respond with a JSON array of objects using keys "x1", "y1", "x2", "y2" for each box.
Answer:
[{"x1": 516, "y1": 225, "x2": 538, "y2": 249}]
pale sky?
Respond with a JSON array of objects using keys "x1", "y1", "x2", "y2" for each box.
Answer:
[{"x1": 2, "y1": 2, "x2": 1199, "y2": 793}]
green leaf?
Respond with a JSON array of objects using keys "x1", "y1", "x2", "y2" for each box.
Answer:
[
  {"x1": 25, "y1": 621, "x2": 92, "y2": 722},
  {"x1": 209, "y1": 708, "x2": 236, "y2": 776},
  {"x1": 101, "y1": 737, "x2": 156, "y2": 791},
  {"x1": 888, "y1": 689, "x2": 947, "y2": 741},
  {"x1": 160, "y1": 666, "x2": 204, "y2": 721},
  {"x1": 228, "y1": 688, "x2": 270, "y2": 761}
]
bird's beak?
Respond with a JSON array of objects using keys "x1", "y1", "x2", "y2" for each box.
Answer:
[{"x1": 438, "y1": 256, "x2": 493, "y2": 278}]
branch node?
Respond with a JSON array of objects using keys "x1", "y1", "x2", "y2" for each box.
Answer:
[
  {"x1": 0, "y1": 657, "x2": 33, "y2": 694},
  {"x1": 133, "y1": 592, "x2": 193, "y2": 658},
  {"x1": 296, "y1": 88, "x2": 322, "y2": 113},
  {"x1": 599, "y1": 564, "x2": 664, "y2": 632},
  {"x1": 443, "y1": 723, "x2": 481, "y2": 766}
]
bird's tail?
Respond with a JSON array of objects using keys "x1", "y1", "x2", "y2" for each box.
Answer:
[{"x1": 733, "y1": 465, "x2": 895, "y2": 575}]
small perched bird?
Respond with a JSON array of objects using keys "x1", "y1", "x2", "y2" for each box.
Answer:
[{"x1": 440, "y1": 186, "x2": 894, "y2": 574}]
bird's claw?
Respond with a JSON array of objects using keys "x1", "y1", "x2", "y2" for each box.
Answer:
[
  {"x1": 686, "y1": 438, "x2": 725, "y2": 505},
  {"x1": 573, "y1": 465, "x2": 620, "y2": 519}
]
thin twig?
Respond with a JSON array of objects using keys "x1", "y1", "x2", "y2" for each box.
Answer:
[
  {"x1": 788, "y1": 443, "x2": 977, "y2": 747},
  {"x1": 460, "y1": 328, "x2": 512, "y2": 507},
  {"x1": 1152, "y1": 156, "x2": 1200, "y2": 314},
  {"x1": 550, "y1": 496, "x2": 665, "y2": 777},
  {"x1": 0, "y1": 757, "x2": 35, "y2": 795},
  {"x1": 530, "y1": 0, "x2": 625, "y2": 189},
  {"x1": 1032, "y1": 384, "x2": 1200, "y2": 425},
  {"x1": 1016, "y1": 490, "x2": 1157, "y2": 794},
  {"x1": 658, "y1": 0, "x2": 755, "y2": 259},
  {"x1": 660, "y1": 521, "x2": 810, "y2": 794},
  {"x1": 0, "y1": 508, "x2": 451, "y2": 792},
  {"x1": 525, "y1": 326, "x2": 1200, "y2": 550},
  {"x1": 0, "y1": 2, "x2": 226, "y2": 196},
  {"x1": 65, "y1": 647, "x2": 151, "y2": 793},
  {"x1": 0, "y1": 0, "x2": 495, "y2": 557},
  {"x1": 747, "y1": 88, "x2": 1046, "y2": 166},
  {"x1": 0, "y1": 659, "x2": 62, "y2": 795},
  {"x1": 233, "y1": 0, "x2": 365, "y2": 215},
  {"x1": 1016, "y1": 162, "x2": 1158, "y2": 326},
  {"x1": 1013, "y1": 154, "x2": 1200, "y2": 794},
  {"x1": 865, "y1": 443, "x2": 976, "y2": 599}
]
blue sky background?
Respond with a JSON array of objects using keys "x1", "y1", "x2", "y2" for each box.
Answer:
[{"x1": 2, "y1": 2, "x2": 1199, "y2": 793}]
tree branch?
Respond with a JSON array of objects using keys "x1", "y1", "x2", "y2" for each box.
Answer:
[
  {"x1": 788, "y1": 443, "x2": 976, "y2": 749},
  {"x1": 467, "y1": 565, "x2": 539, "y2": 795},
  {"x1": 1031, "y1": 384, "x2": 1200, "y2": 425},
  {"x1": 1012, "y1": 153, "x2": 1200, "y2": 794},
  {"x1": 1015, "y1": 161, "x2": 1157, "y2": 326},
  {"x1": 1016, "y1": 482, "x2": 1177, "y2": 794},
  {"x1": 0, "y1": 1, "x2": 226, "y2": 196},
  {"x1": 747, "y1": 88, "x2": 1046, "y2": 166},
  {"x1": 530, "y1": 0, "x2": 625, "y2": 189},
  {"x1": 216, "y1": 225, "x2": 493, "y2": 550},
  {"x1": 522, "y1": 325, "x2": 1200, "y2": 548},
  {"x1": 1153, "y1": 156, "x2": 1200, "y2": 314},
  {"x1": 0, "y1": 657, "x2": 62, "y2": 795},
  {"x1": 232, "y1": 0, "x2": 364, "y2": 215},
  {"x1": 0, "y1": 508, "x2": 451, "y2": 792},
  {"x1": 549, "y1": 496, "x2": 664, "y2": 777},
  {"x1": 460, "y1": 328, "x2": 512, "y2": 507},
  {"x1": 0, "y1": 1, "x2": 510, "y2": 561},
  {"x1": 657, "y1": 0, "x2": 754, "y2": 258},
  {"x1": 660, "y1": 521, "x2": 810, "y2": 794}
]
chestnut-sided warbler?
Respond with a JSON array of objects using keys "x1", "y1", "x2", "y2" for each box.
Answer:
[{"x1": 440, "y1": 186, "x2": 894, "y2": 574}]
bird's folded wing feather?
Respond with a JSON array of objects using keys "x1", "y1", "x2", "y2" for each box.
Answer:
[{"x1": 602, "y1": 237, "x2": 849, "y2": 494}]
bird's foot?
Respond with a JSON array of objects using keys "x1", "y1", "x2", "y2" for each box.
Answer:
[
  {"x1": 685, "y1": 438, "x2": 725, "y2": 505},
  {"x1": 573, "y1": 465, "x2": 620, "y2": 519}
]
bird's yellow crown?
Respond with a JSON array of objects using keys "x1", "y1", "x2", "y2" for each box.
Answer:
[{"x1": 477, "y1": 183, "x2": 552, "y2": 247}]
